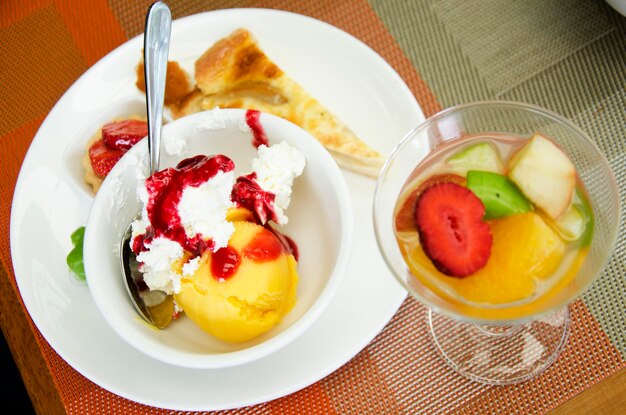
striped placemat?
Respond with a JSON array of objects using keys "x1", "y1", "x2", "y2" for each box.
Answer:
[{"x1": 1, "y1": 0, "x2": 624, "y2": 413}]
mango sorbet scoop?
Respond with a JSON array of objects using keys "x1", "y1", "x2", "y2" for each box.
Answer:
[{"x1": 175, "y1": 219, "x2": 298, "y2": 343}]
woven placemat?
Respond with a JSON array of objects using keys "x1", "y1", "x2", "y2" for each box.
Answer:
[{"x1": 1, "y1": 0, "x2": 625, "y2": 413}]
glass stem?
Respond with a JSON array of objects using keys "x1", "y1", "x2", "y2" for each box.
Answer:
[{"x1": 473, "y1": 324, "x2": 523, "y2": 337}]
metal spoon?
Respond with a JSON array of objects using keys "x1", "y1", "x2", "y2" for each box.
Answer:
[{"x1": 120, "y1": 1, "x2": 171, "y2": 327}]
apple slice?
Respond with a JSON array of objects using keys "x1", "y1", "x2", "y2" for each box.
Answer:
[
  {"x1": 446, "y1": 142, "x2": 504, "y2": 175},
  {"x1": 555, "y1": 187, "x2": 594, "y2": 244},
  {"x1": 554, "y1": 205, "x2": 585, "y2": 241},
  {"x1": 508, "y1": 133, "x2": 576, "y2": 219}
]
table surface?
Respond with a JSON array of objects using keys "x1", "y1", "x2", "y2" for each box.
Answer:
[{"x1": 2, "y1": 0, "x2": 625, "y2": 414}]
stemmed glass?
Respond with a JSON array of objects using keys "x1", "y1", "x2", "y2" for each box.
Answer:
[{"x1": 373, "y1": 101, "x2": 620, "y2": 385}]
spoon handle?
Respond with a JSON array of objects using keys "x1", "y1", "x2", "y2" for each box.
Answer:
[{"x1": 143, "y1": 1, "x2": 171, "y2": 174}]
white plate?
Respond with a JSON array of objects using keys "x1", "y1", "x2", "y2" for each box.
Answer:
[
  {"x1": 10, "y1": 8, "x2": 423, "y2": 411},
  {"x1": 606, "y1": 0, "x2": 626, "y2": 16}
]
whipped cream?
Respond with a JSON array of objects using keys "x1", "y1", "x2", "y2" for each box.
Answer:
[
  {"x1": 195, "y1": 107, "x2": 251, "y2": 133},
  {"x1": 131, "y1": 156, "x2": 235, "y2": 295},
  {"x1": 131, "y1": 140, "x2": 304, "y2": 295},
  {"x1": 251, "y1": 141, "x2": 306, "y2": 224},
  {"x1": 178, "y1": 169, "x2": 235, "y2": 250},
  {"x1": 195, "y1": 107, "x2": 227, "y2": 131},
  {"x1": 136, "y1": 236, "x2": 184, "y2": 294},
  {"x1": 164, "y1": 133, "x2": 187, "y2": 156},
  {"x1": 182, "y1": 256, "x2": 201, "y2": 277}
]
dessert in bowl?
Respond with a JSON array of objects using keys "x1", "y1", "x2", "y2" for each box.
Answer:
[
  {"x1": 374, "y1": 101, "x2": 620, "y2": 384},
  {"x1": 84, "y1": 108, "x2": 353, "y2": 368}
]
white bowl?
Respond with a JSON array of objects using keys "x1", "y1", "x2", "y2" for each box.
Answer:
[{"x1": 83, "y1": 108, "x2": 353, "y2": 368}]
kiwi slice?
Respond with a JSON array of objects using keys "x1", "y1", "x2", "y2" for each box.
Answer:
[
  {"x1": 551, "y1": 187, "x2": 594, "y2": 245},
  {"x1": 467, "y1": 170, "x2": 533, "y2": 219}
]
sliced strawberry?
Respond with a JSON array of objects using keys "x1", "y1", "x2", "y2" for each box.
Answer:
[
  {"x1": 88, "y1": 139, "x2": 125, "y2": 178},
  {"x1": 395, "y1": 174, "x2": 466, "y2": 233},
  {"x1": 415, "y1": 182, "x2": 492, "y2": 277},
  {"x1": 101, "y1": 119, "x2": 148, "y2": 151}
]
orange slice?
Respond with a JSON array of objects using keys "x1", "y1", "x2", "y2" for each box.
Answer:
[{"x1": 410, "y1": 212, "x2": 565, "y2": 305}]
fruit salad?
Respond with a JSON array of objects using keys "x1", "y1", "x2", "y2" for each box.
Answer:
[
  {"x1": 394, "y1": 133, "x2": 593, "y2": 314},
  {"x1": 130, "y1": 139, "x2": 305, "y2": 342}
]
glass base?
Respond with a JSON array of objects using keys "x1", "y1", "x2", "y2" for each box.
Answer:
[{"x1": 427, "y1": 307, "x2": 570, "y2": 385}]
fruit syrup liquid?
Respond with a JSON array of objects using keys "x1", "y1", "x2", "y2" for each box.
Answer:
[{"x1": 394, "y1": 133, "x2": 591, "y2": 309}]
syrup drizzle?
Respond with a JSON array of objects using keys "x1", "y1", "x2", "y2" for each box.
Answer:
[
  {"x1": 210, "y1": 226, "x2": 296, "y2": 281},
  {"x1": 210, "y1": 245, "x2": 241, "y2": 282},
  {"x1": 243, "y1": 227, "x2": 284, "y2": 262},
  {"x1": 245, "y1": 109, "x2": 269, "y2": 148},
  {"x1": 231, "y1": 172, "x2": 278, "y2": 224},
  {"x1": 132, "y1": 154, "x2": 235, "y2": 257}
]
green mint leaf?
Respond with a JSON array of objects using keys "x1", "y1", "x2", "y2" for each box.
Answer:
[{"x1": 67, "y1": 226, "x2": 86, "y2": 280}]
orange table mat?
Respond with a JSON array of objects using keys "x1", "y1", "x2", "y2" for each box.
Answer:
[{"x1": 1, "y1": 0, "x2": 625, "y2": 413}]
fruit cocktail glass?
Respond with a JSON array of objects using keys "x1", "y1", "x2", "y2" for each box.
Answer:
[{"x1": 373, "y1": 101, "x2": 620, "y2": 385}]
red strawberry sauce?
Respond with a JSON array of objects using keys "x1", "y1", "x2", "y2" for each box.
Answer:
[
  {"x1": 235, "y1": 110, "x2": 284, "y2": 225},
  {"x1": 210, "y1": 226, "x2": 294, "y2": 281},
  {"x1": 132, "y1": 154, "x2": 235, "y2": 257},
  {"x1": 266, "y1": 225, "x2": 299, "y2": 261},
  {"x1": 246, "y1": 110, "x2": 269, "y2": 148},
  {"x1": 210, "y1": 245, "x2": 240, "y2": 282},
  {"x1": 243, "y1": 228, "x2": 284, "y2": 262},
  {"x1": 231, "y1": 172, "x2": 278, "y2": 224},
  {"x1": 230, "y1": 178, "x2": 300, "y2": 260}
]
